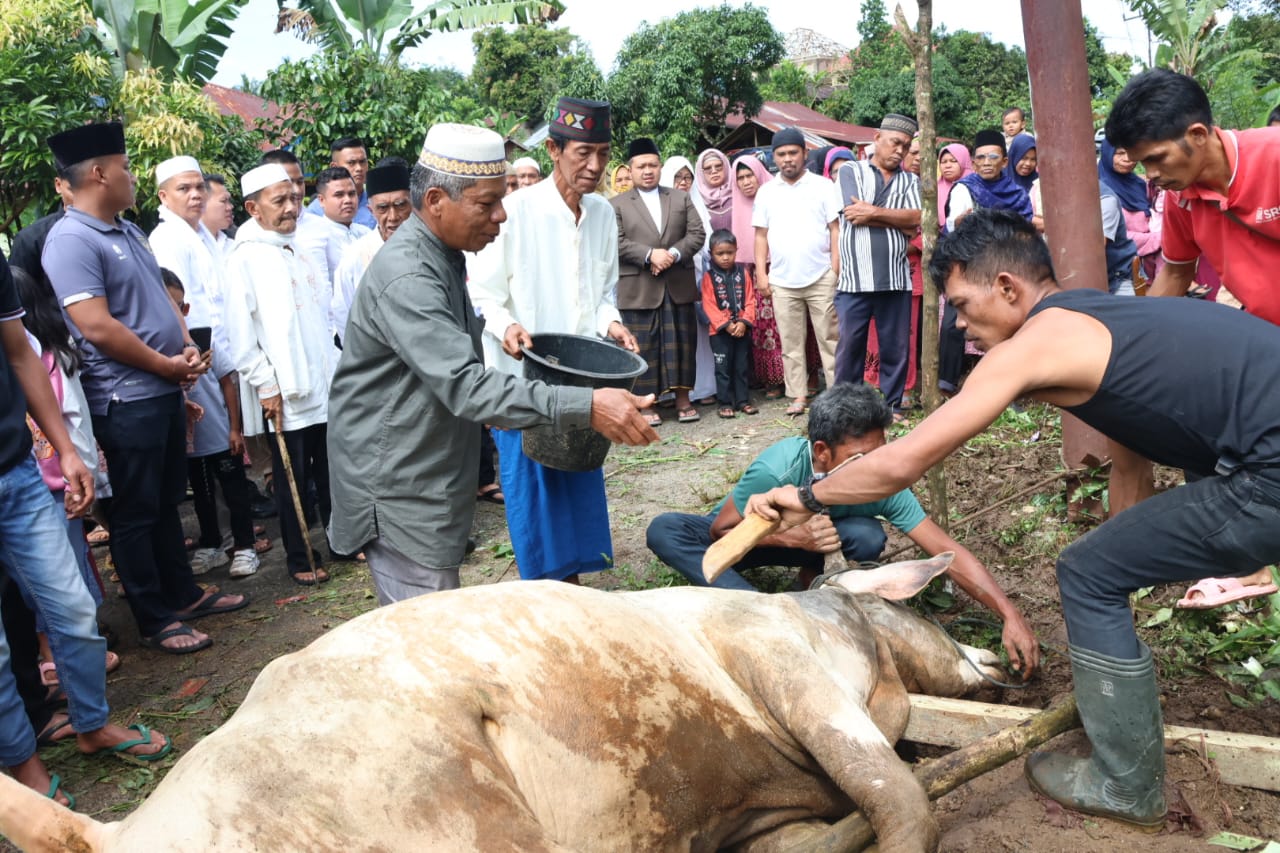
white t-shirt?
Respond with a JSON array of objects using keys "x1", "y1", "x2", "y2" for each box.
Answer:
[{"x1": 751, "y1": 170, "x2": 840, "y2": 288}]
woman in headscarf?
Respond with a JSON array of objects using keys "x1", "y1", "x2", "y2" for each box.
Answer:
[
  {"x1": 731, "y1": 155, "x2": 785, "y2": 397},
  {"x1": 662, "y1": 154, "x2": 717, "y2": 404},
  {"x1": 936, "y1": 143, "x2": 972, "y2": 229},
  {"x1": 823, "y1": 147, "x2": 855, "y2": 181},
  {"x1": 606, "y1": 163, "x2": 632, "y2": 198},
  {"x1": 1098, "y1": 138, "x2": 1164, "y2": 286},
  {"x1": 1005, "y1": 134, "x2": 1044, "y2": 232},
  {"x1": 694, "y1": 149, "x2": 734, "y2": 233}
]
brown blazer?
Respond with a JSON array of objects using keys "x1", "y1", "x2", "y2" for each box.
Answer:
[{"x1": 610, "y1": 187, "x2": 707, "y2": 310}]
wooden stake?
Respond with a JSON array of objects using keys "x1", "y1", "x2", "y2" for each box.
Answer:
[{"x1": 702, "y1": 514, "x2": 779, "y2": 583}]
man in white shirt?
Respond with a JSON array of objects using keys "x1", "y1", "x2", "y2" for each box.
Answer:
[
  {"x1": 295, "y1": 167, "x2": 370, "y2": 335},
  {"x1": 148, "y1": 156, "x2": 224, "y2": 351},
  {"x1": 332, "y1": 160, "x2": 412, "y2": 344},
  {"x1": 512, "y1": 156, "x2": 541, "y2": 188},
  {"x1": 200, "y1": 173, "x2": 235, "y2": 253},
  {"x1": 752, "y1": 126, "x2": 841, "y2": 415},
  {"x1": 469, "y1": 96, "x2": 643, "y2": 585},
  {"x1": 223, "y1": 164, "x2": 336, "y2": 587}
]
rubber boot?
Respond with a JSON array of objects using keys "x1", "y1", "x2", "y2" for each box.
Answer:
[{"x1": 1025, "y1": 642, "x2": 1166, "y2": 830}]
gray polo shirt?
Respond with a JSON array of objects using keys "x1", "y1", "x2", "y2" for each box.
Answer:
[{"x1": 44, "y1": 208, "x2": 185, "y2": 415}]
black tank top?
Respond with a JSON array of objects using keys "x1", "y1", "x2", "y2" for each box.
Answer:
[{"x1": 1027, "y1": 289, "x2": 1280, "y2": 476}]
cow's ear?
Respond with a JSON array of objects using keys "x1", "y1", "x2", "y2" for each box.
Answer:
[{"x1": 826, "y1": 552, "x2": 954, "y2": 600}]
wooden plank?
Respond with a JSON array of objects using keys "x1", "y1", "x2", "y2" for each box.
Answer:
[{"x1": 904, "y1": 694, "x2": 1280, "y2": 793}]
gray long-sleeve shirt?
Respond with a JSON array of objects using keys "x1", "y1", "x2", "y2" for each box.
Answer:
[{"x1": 326, "y1": 213, "x2": 593, "y2": 568}]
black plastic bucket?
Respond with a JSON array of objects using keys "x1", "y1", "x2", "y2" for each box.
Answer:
[{"x1": 521, "y1": 333, "x2": 647, "y2": 472}]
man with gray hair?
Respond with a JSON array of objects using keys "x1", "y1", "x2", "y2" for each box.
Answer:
[
  {"x1": 327, "y1": 123, "x2": 657, "y2": 604},
  {"x1": 512, "y1": 156, "x2": 541, "y2": 187}
]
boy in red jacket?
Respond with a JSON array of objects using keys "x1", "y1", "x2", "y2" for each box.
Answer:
[{"x1": 700, "y1": 229, "x2": 759, "y2": 418}]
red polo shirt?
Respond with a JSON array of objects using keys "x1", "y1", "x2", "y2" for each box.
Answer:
[{"x1": 1162, "y1": 126, "x2": 1280, "y2": 324}]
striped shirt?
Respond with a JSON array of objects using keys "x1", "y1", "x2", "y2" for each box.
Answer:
[{"x1": 834, "y1": 161, "x2": 920, "y2": 294}]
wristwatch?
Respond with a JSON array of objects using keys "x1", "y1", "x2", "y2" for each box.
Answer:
[{"x1": 797, "y1": 480, "x2": 826, "y2": 513}]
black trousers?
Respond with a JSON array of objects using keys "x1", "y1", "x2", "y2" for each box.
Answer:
[
  {"x1": 478, "y1": 423, "x2": 497, "y2": 488},
  {"x1": 835, "y1": 290, "x2": 912, "y2": 409},
  {"x1": 92, "y1": 393, "x2": 203, "y2": 637},
  {"x1": 268, "y1": 423, "x2": 330, "y2": 575},
  {"x1": 938, "y1": 300, "x2": 967, "y2": 393},
  {"x1": 187, "y1": 451, "x2": 255, "y2": 550},
  {"x1": 0, "y1": 577, "x2": 53, "y2": 735},
  {"x1": 710, "y1": 333, "x2": 751, "y2": 408}
]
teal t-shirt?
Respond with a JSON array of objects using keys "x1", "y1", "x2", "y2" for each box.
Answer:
[{"x1": 720, "y1": 436, "x2": 927, "y2": 534}]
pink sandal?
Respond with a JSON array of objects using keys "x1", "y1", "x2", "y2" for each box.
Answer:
[
  {"x1": 1176, "y1": 576, "x2": 1278, "y2": 609},
  {"x1": 39, "y1": 661, "x2": 58, "y2": 687}
]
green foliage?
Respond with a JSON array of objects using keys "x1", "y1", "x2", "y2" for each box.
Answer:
[
  {"x1": 606, "y1": 3, "x2": 783, "y2": 153},
  {"x1": 470, "y1": 22, "x2": 596, "y2": 125},
  {"x1": 92, "y1": 0, "x2": 251, "y2": 83},
  {"x1": 260, "y1": 47, "x2": 499, "y2": 172},
  {"x1": 1128, "y1": 0, "x2": 1228, "y2": 77},
  {"x1": 758, "y1": 61, "x2": 817, "y2": 108},
  {"x1": 0, "y1": 0, "x2": 115, "y2": 236},
  {"x1": 277, "y1": 0, "x2": 565, "y2": 65}
]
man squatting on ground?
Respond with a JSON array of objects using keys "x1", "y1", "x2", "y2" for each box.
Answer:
[
  {"x1": 327, "y1": 123, "x2": 658, "y2": 604},
  {"x1": 747, "y1": 209, "x2": 1280, "y2": 831}
]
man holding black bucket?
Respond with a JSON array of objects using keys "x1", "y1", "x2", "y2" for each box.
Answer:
[{"x1": 327, "y1": 124, "x2": 657, "y2": 605}]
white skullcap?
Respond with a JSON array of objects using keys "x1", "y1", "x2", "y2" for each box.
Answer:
[
  {"x1": 512, "y1": 157, "x2": 541, "y2": 174},
  {"x1": 418, "y1": 124, "x2": 507, "y2": 178},
  {"x1": 241, "y1": 163, "x2": 291, "y2": 197},
  {"x1": 155, "y1": 155, "x2": 202, "y2": 186}
]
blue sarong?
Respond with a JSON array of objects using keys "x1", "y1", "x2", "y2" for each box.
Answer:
[{"x1": 491, "y1": 428, "x2": 614, "y2": 580}]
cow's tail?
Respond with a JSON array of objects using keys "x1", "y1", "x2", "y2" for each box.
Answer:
[{"x1": 0, "y1": 771, "x2": 109, "y2": 852}]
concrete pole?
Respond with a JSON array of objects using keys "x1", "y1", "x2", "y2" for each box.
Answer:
[{"x1": 1021, "y1": 0, "x2": 1109, "y2": 468}]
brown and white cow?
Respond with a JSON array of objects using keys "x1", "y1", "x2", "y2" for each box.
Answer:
[{"x1": 2, "y1": 554, "x2": 1002, "y2": 853}]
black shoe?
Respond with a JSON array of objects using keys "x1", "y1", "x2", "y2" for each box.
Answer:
[{"x1": 465, "y1": 538, "x2": 477, "y2": 555}]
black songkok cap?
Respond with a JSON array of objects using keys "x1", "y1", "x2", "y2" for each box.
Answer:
[
  {"x1": 365, "y1": 163, "x2": 410, "y2": 197},
  {"x1": 626, "y1": 138, "x2": 660, "y2": 161},
  {"x1": 552, "y1": 97, "x2": 612, "y2": 144},
  {"x1": 47, "y1": 122, "x2": 127, "y2": 170},
  {"x1": 973, "y1": 129, "x2": 1007, "y2": 154},
  {"x1": 771, "y1": 126, "x2": 806, "y2": 151}
]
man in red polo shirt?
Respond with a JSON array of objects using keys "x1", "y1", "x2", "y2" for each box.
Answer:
[{"x1": 1106, "y1": 69, "x2": 1280, "y2": 606}]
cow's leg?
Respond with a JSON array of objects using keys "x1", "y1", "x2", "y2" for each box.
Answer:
[{"x1": 727, "y1": 818, "x2": 831, "y2": 853}]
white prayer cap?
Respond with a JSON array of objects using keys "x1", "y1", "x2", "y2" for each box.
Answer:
[
  {"x1": 241, "y1": 163, "x2": 291, "y2": 197},
  {"x1": 418, "y1": 124, "x2": 507, "y2": 178},
  {"x1": 512, "y1": 157, "x2": 540, "y2": 174},
  {"x1": 155, "y1": 155, "x2": 202, "y2": 186}
]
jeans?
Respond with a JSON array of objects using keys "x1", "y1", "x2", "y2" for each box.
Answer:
[
  {"x1": 834, "y1": 290, "x2": 913, "y2": 409},
  {"x1": 268, "y1": 423, "x2": 330, "y2": 575},
  {"x1": 646, "y1": 511, "x2": 888, "y2": 591},
  {"x1": 92, "y1": 392, "x2": 203, "y2": 637},
  {"x1": 1057, "y1": 466, "x2": 1280, "y2": 658},
  {"x1": 0, "y1": 457, "x2": 108, "y2": 764}
]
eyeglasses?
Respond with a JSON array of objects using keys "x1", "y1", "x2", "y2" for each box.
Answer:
[{"x1": 973, "y1": 153, "x2": 1004, "y2": 162}]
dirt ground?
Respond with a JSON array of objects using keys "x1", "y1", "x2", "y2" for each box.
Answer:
[{"x1": 22, "y1": 396, "x2": 1280, "y2": 851}]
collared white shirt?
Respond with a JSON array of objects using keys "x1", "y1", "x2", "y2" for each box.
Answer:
[
  {"x1": 638, "y1": 187, "x2": 663, "y2": 231},
  {"x1": 332, "y1": 227, "x2": 385, "y2": 344},
  {"x1": 294, "y1": 214, "x2": 371, "y2": 289},
  {"x1": 467, "y1": 177, "x2": 622, "y2": 377},
  {"x1": 149, "y1": 205, "x2": 229, "y2": 353},
  {"x1": 751, "y1": 170, "x2": 840, "y2": 288}
]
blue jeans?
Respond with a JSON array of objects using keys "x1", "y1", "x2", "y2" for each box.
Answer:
[
  {"x1": 1058, "y1": 466, "x2": 1280, "y2": 658},
  {"x1": 0, "y1": 457, "x2": 108, "y2": 765},
  {"x1": 23, "y1": 489, "x2": 100, "y2": 635},
  {"x1": 646, "y1": 511, "x2": 888, "y2": 591}
]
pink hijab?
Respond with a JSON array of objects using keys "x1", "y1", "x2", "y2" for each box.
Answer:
[
  {"x1": 936, "y1": 143, "x2": 973, "y2": 228},
  {"x1": 730, "y1": 155, "x2": 774, "y2": 266},
  {"x1": 695, "y1": 149, "x2": 734, "y2": 230}
]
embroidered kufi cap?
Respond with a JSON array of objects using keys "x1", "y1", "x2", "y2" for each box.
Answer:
[
  {"x1": 418, "y1": 124, "x2": 507, "y2": 178},
  {"x1": 626, "y1": 138, "x2": 660, "y2": 161},
  {"x1": 365, "y1": 163, "x2": 410, "y2": 197},
  {"x1": 47, "y1": 122, "x2": 127, "y2": 170},
  {"x1": 551, "y1": 97, "x2": 611, "y2": 144},
  {"x1": 241, "y1": 163, "x2": 292, "y2": 197},
  {"x1": 155, "y1": 156, "x2": 202, "y2": 186},
  {"x1": 880, "y1": 113, "x2": 919, "y2": 136}
]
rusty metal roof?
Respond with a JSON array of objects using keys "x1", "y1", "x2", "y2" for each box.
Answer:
[
  {"x1": 721, "y1": 101, "x2": 879, "y2": 149},
  {"x1": 202, "y1": 83, "x2": 285, "y2": 146}
]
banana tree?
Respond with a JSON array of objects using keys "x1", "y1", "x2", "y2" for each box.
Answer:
[
  {"x1": 1126, "y1": 0, "x2": 1227, "y2": 77},
  {"x1": 93, "y1": 0, "x2": 251, "y2": 82},
  {"x1": 276, "y1": 0, "x2": 565, "y2": 65}
]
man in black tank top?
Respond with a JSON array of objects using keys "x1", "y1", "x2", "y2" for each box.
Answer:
[{"x1": 745, "y1": 210, "x2": 1280, "y2": 833}]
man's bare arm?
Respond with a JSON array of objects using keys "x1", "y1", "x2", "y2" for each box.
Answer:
[{"x1": 1148, "y1": 260, "x2": 1196, "y2": 298}]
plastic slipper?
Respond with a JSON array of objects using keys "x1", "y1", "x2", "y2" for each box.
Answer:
[
  {"x1": 644, "y1": 412, "x2": 662, "y2": 428},
  {"x1": 87, "y1": 723, "x2": 172, "y2": 764},
  {"x1": 765, "y1": 387, "x2": 784, "y2": 400},
  {"x1": 39, "y1": 660, "x2": 58, "y2": 687},
  {"x1": 253, "y1": 524, "x2": 266, "y2": 536},
  {"x1": 785, "y1": 402, "x2": 807, "y2": 417},
  {"x1": 140, "y1": 624, "x2": 212, "y2": 656},
  {"x1": 36, "y1": 714, "x2": 74, "y2": 748},
  {"x1": 290, "y1": 568, "x2": 331, "y2": 586},
  {"x1": 253, "y1": 537, "x2": 273, "y2": 555},
  {"x1": 45, "y1": 774, "x2": 75, "y2": 809},
  {"x1": 476, "y1": 485, "x2": 505, "y2": 504},
  {"x1": 1176, "y1": 576, "x2": 1279, "y2": 609},
  {"x1": 179, "y1": 590, "x2": 249, "y2": 620},
  {"x1": 86, "y1": 528, "x2": 110, "y2": 546},
  {"x1": 718, "y1": 407, "x2": 735, "y2": 419},
  {"x1": 740, "y1": 404, "x2": 759, "y2": 415},
  {"x1": 677, "y1": 408, "x2": 701, "y2": 423}
]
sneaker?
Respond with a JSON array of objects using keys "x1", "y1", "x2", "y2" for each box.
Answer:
[
  {"x1": 190, "y1": 547, "x2": 229, "y2": 576},
  {"x1": 229, "y1": 549, "x2": 260, "y2": 578}
]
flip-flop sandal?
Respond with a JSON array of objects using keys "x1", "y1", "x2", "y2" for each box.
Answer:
[
  {"x1": 86, "y1": 723, "x2": 172, "y2": 764},
  {"x1": 290, "y1": 568, "x2": 331, "y2": 586},
  {"x1": 179, "y1": 590, "x2": 249, "y2": 620},
  {"x1": 253, "y1": 537, "x2": 273, "y2": 555},
  {"x1": 718, "y1": 407, "x2": 735, "y2": 419},
  {"x1": 37, "y1": 714, "x2": 75, "y2": 748},
  {"x1": 677, "y1": 408, "x2": 701, "y2": 423},
  {"x1": 785, "y1": 402, "x2": 807, "y2": 417},
  {"x1": 39, "y1": 661, "x2": 58, "y2": 687},
  {"x1": 1176, "y1": 576, "x2": 1279, "y2": 609},
  {"x1": 140, "y1": 624, "x2": 212, "y2": 656},
  {"x1": 253, "y1": 524, "x2": 266, "y2": 536},
  {"x1": 765, "y1": 388, "x2": 784, "y2": 399},
  {"x1": 45, "y1": 774, "x2": 75, "y2": 809},
  {"x1": 476, "y1": 485, "x2": 505, "y2": 504},
  {"x1": 644, "y1": 412, "x2": 662, "y2": 427},
  {"x1": 86, "y1": 528, "x2": 110, "y2": 546},
  {"x1": 740, "y1": 404, "x2": 760, "y2": 415}
]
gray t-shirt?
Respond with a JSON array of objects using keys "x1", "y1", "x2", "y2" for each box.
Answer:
[{"x1": 43, "y1": 208, "x2": 185, "y2": 414}]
